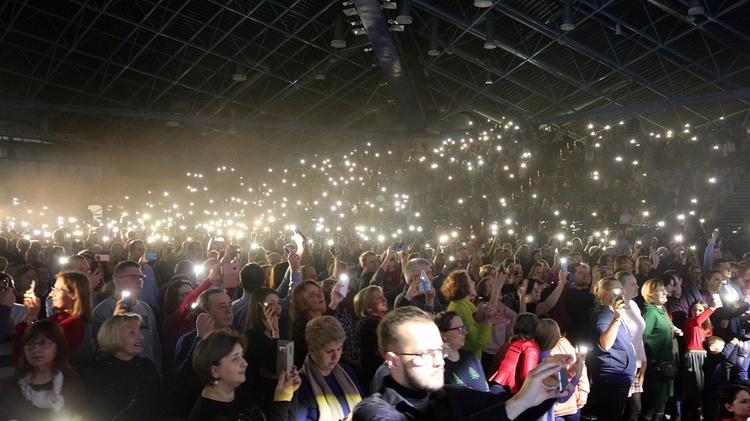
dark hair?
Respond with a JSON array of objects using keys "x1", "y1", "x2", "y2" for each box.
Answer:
[
  {"x1": 240, "y1": 263, "x2": 265, "y2": 295},
  {"x1": 174, "y1": 260, "x2": 195, "y2": 278},
  {"x1": 15, "y1": 320, "x2": 70, "y2": 377},
  {"x1": 718, "y1": 384, "x2": 750, "y2": 419},
  {"x1": 713, "y1": 258, "x2": 730, "y2": 270},
  {"x1": 163, "y1": 277, "x2": 194, "y2": 315},
  {"x1": 614, "y1": 255, "x2": 632, "y2": 271},
  {"x1": 245, "y1": 287, "x2": 279, "y2": 332},
  {"x1": 113, "y1": 260, "x2": 141, "y2": 279},
  {"x1": 434, "y1": 311, "x2": 460, "y2": 332},
  {"x1": 192, "y1": 330, "x2": 247, "y2": 387},
  {"x1": 510, "y1": 313, "x2": 540, "y2": 341},
  {"x1": 689, "y1": 299, "x2": 713, "y2": 335},
  {"x1": 270, "y1": 262, "x2": 290, "y2": 291}
]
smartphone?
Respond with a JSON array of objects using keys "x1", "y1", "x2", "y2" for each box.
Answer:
[
  {"x1": 339, "y1": 274, "x2": 350, "y2": 297},
  {"x1": 90, "y1": 261, "x2": 100, "y2": 273},
  {"x1": 613, "y1": 288, "x2": 624, "y2": 308},
  {"x1": 394, "y1": 242, "x2": 405, "y2": 251},
  {"x1": 417, "y1": 270, "x2": 431, "y2": 292},
  {"x1": 567, "y1": 272, "x2": 575, "y2": 287},
  {"x1": 120, "y1": 290, "x2": 133, "y2": 310},
  {"x1": 283, "y1": 246, "x2": 291, "y2": 254},
  {"x1": 598, "y1": 267, "x2": 607, "y2": 275},
  {"x1": 215, "y1": 236, "x2": 226, "y2": 242},
  {"x1": 0, "y1": 273, "x2": 13, "y2": 292},
  {"x1": 276, "y1": 340, "x2": 295, "y2": 378},
  {"x1": 560, "y1": 258, "x2": 568, "y2": 277},
  {"x1": 222, "y1": 263, "x2": 240, "y2": 289},
  {"x1": 231, "y1": 246, "x2": 241, "y2": 257},
  {"x1": 557, "y1": 367, "x2": 569, "y2": 392},
  {"x1": 145, "y1": 252, "x2": 158, "y2": 261},
  {"x1": 97, "y1": 253, "x2": 111, "y2": 262}
]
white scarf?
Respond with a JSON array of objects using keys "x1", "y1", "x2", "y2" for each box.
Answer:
[{"x1": 17, "y1": 370, "x2": 65, "y2": 413}]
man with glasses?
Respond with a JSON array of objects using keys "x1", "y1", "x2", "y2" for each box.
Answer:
[
  {"x1": 92, "y1": 260, "x2": 161, "y2": 372},
  {"x1": 353, "y1": 306, "x2": 571, "y2": 420}
]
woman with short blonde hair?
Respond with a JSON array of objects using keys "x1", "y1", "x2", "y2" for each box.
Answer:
[{"x1": 299, "y1": 316, "x2": 363, "y2": 420}]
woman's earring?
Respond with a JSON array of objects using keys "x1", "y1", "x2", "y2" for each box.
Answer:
[{"x1": 212, "y1": 378, "x2": 219, "y2": 386}]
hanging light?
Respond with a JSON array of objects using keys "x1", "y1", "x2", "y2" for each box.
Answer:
[
  {"x1": 428, "y1": 16, "x2": 440, "y2": 56},
  {"x1": 396, "y1": 0, "x2": 412, "y2": 24},
  {"x1": 688, "y1": 0, "x2": 705, "y2": 15},
  {"x1": 331, "y1": 13, "x2": 347, "y2": 48},
  {"x1": 484, "y1": 12, "x2": 496, "y2": 49},
  {"x1": 474, "y1": 0, "x2": 493, "y2": 8},
  {"x1": 615, "y1": 23, "x2": 622, "y2": 35},
  {"x1": 560, "y1": 0, "x2": 575, "y2": 31}
]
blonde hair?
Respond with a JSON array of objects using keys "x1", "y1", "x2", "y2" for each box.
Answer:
[
  {"x1": 97, "y1": 313, "x2": 142, "y2": 354},
  {"x1": 353, "y1": 286, "x2": 383, "y2": 319},
  {"x1": 641, "y1": 278, "x2": 666, "y2": 304},
  {"x1": 305, "y1": 315, "x2": 345, "y2": 350},
  {"x1": 595, "y1": 277, "x2": 620, "y2": 302}
]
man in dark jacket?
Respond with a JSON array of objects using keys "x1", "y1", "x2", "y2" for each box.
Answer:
[{"x1": 353, "y1": 306, "x2": 570, "y2": 421}]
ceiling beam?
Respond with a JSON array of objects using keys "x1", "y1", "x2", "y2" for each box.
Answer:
[{"x1": 352, "y1": 0, "x2": 426, "y2": 133}]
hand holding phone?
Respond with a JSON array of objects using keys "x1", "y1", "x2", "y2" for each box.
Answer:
[
  {"x1": 338, "y1": 274, "x2": 350, "y2": 297},
  {"x1": 277, "y1": 340, "x2": 295, "y2": 378},
  {"x1": 417, "y1": 270, "x2": 431, "y2": 293},
  {"x1": 222, "y1": 263, "x2": 240, "y2": 289}
]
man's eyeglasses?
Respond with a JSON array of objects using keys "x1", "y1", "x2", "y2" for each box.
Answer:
[
  {"x1": 394, "y1": 343, "x2": 450, "y2": 366},
  {"x1": 443, "y1": 325, "x2": 467, "y2": 334},
  {"x1": 24, "y1": 340, "x2": 55, "y2": 351},
  {"x1": 116, "y1": 274, "x2": 146, "y2": 281}
]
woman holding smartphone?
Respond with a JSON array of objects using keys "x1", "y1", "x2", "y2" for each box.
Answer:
[
  {"x1": 240, "y1": 287, "x2": 286, "y2": 412},
  {"x1": 587, "y1": 277, "x2": 637, "y2": 421}
]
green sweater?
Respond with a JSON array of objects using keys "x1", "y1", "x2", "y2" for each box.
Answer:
[
  {"x1": 642, "y1": 302, "x2": 675, "y2": 400},
  {"x1": 447, "y1": 299, "x2": 492, "y2": 359}
]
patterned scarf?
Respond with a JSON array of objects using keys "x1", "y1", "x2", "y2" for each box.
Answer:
[{"x1": 300, "y1": 354, "x2": 362, "y2": 420}]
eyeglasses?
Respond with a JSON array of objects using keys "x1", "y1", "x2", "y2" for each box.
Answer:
[
  {"x1": 50, "y1": 286, "x2": 71, "y2": 295},
  {"x1": 24, "y1": 340, "x2": 55, "y2": 351},
  {"x1": 394, "y1": 343, "x2": 450, "y2": 367},
  {"x1": 444, "y1": 325, "x2": 467, "y2": 333},
  {"x1": 116, "y1": 274, "x2": 146, "y2": 281}
]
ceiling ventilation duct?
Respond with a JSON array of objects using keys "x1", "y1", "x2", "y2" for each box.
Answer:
[{"x1": 560, "y1": 0, "x2": 575, "y2": 31}]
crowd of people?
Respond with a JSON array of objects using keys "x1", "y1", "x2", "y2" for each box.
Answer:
[
  {"x1": 0, "y1": 120, "x2": 748, "y2": 420},
  {"x1": 0, "y1": 218, "x2": 750, "y2": 420}
]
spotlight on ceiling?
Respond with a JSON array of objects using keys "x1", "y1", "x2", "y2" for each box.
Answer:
[
  {"x1": 485, "y1": 69, "x2": 493, "y2": 85},
  {"x1": 474, "y1": 0, "x2": 493, "y2": 8},
  {"x1": 688, "y1": 0, "x2": 705, "y2": 15}
]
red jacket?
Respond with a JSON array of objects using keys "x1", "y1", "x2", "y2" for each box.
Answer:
[{"x1": 488, "y1": 338, "x2": 539, "y2": 393}]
